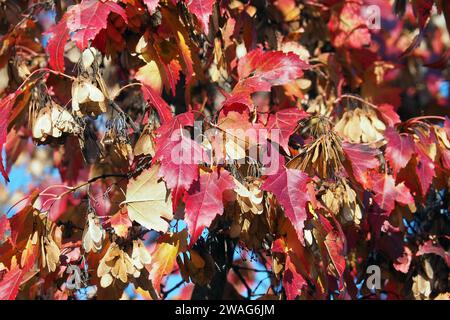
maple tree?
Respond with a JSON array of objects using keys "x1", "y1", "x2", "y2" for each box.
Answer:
[{"x1": 0, "y1": 0, "x2": 449, "y2": 301}]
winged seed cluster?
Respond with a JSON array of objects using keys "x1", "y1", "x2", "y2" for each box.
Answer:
[{"x1": 0, "y1": 0, "x2": 449, "y2": 301}]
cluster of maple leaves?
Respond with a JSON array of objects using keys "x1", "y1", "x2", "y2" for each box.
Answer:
[{"x1": 0, "y1": 0, "x2": 449, "y2": 300}]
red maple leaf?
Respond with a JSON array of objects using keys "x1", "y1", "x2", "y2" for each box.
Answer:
[
  {"x1": 377, "y1": 103, "x2": 401, "y2": 127},
  {"x1": 45, "y1": 15, "x2": 71, "y2": 72},
  {"x1": 67, "y1": 0, "x2": 127, "y2": 50},
  {"x1": 160, "y1": 59, "x2": 182, "y2": 96},
  {"x1": 342, "y1": 141, "x2": 380, "y2": 189},
  {"x1": 185, "y1": 0, "x2": 215, "y2": 34},
  {"x1": 156, "y1": 111, "x2": 195, "y2": 144},
  {"x1": 262, "y1": 167, "x2": 311, "y2": 245},
  {"x1": 324, "y1": 230, "x2": 346, "y2": 278},
  {"x1": 155, "y1": 129, "x2": 209, "y2": 209},
  {"x1": 183, "y1": 169, "x2": 234, "y2": 244},
  {"x1": 266, "y1": 108, "x2": 307, "y2": 154},
  {"x1": 415, "y1": 147, "x2": 435, "y2": 196},
  {"x1": 283, "y1": 255, "x2": 307, "y2": 300},
  {"x1": 109, "y1": 209, "x2": 132, "y2": 237},
  {"x1": 328, "y1": 1, "x2": 371, "y2": 49},
  {"x1": 444, "y1": 118, "x2": 450, "y2": 141},
  {"x1": 384, "y1": 127, "x2": 415, "y2": 176},
  {"x1": 0, "y1": 92, "x2": 19, "y2": 182},
  {"x1": 0, "y1": 264, "x2": 24, "y2": 300},
  {"x1": 372, "y1": 173, "x2": 414, "y2": 214},
  {"x1": 224, "y1": 48, "x2": 309, "y2": 107},
  {"x1": 141, "y1": 85, "x2": 173, "y2": 124},
  {"x1": 46, "y1": 0, "x2": 127, "y2": 71}
]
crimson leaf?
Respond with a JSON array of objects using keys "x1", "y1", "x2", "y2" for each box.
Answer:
[
  {"x1": 183, "y1": 169, "x2": 235, "y2": 244},
  {"x1": 262, "y1": 167, "x2": 311, "y2": 245}
]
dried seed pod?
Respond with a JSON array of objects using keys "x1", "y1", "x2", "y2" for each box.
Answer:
[
  {"x1": 32, "y1": 107, "x2": 52, "y2": 141},
  {"x1": 81, "y1": 48, "x2": 96, "y2": 70},
  {"x1": 32, "y1": 102, "x2": 80, "y2": 144},
  {"x1": 25, "y1": 210, "x2": 62, "y2": 273},
  {"x1": 71, "y1": 78, "x2": 106, "y2": 117},
  {"x1": 435, "y1": 125, "x2": 450, "y2": 149},
  {"x1": 41, "y1": 235, "x2": 60, "y2": 272},
  {"x1": 97, "y1": 242, "x2": 136, "y2": 287},
  {"x1": 287, "y1": 131, "x2": 344, "y2": 179},
  {"x1": 82, "y1": 212, "x2": 105, "y2": 253},
  {"x1": 234, "y1": 178, "x2": 264, "y2": 215},
  {"x1": 227, "y1": 179, "x2": 271, "y2": 250},
  {"x1": 321, "y1": 180, "x2": 363, "y2": 224},
  {"x1": 131, "y1": 239, "x2": 152, "y2": 272},
  {"x1": 335, "y1": 107, "x2": 385, "y2": 143},
  {"x1": 412, "y1": 274, "x2": 432, "y2": 299}
]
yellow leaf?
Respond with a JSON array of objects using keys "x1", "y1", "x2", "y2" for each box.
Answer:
[
  {"x1": 148, "y1": 241, "x2": 179, "y2": 292},
  {"x1": 20, "y1": 234, "x2": 37, "y2": 268},
  {"x1": 136, "y1": 60, "x2": 163, "y2": 94},
  {"x1": 121, "y1": 164, "x2": 173, "y2": 232},
  {"x1": 134, "y1": 125, "x2": 156, "y2": 157}
]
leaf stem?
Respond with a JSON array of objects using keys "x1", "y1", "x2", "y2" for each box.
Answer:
[
  {"x1": 112, "y1": 82, "x2": 143, "y2": 99},
  {"x1": 17, "y1": 68, "x2": 76, "y2": 92},
  {"x1": 334, "y1": 94, "x2": 378, "y2": 109},
  {"x1": 407, "y1": 116, "x2": 446, "y2": 123},
  {"x1": 39, "y1": 173, "x2": 128, "y2": 212}
]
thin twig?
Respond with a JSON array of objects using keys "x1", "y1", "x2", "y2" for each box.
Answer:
[
  {"x1": 334, "y1": 94, "x2": 378, "y2": 109},
  {"x1": 161, "y1": 280, "x2": 185, "y2": 299},
  {"x1": 232, "y1": 265, "x2": 272, "y2": 273},
  {"x1": 109, "y1": 100, "x2": 140, "y2": 133},
  {"x1": 17, "y1": 68, "x2": 76, "y2": 92},
  {"x1": 39, "y1": 173, "x2": 128, "y2": 212},
  {"x1": 231, "y1": 266, "x2": 252, "y2": 299},
  {"x1": 113, "y1": 82, "x2": 142, "y2": 99}
]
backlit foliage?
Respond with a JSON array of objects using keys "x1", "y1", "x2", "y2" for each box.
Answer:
[{"x1": 0, "y1": 0, "x2": 449, "y2": 300}]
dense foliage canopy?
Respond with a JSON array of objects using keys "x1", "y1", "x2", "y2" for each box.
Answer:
[{"x1": 0, "y1": 0, "x2": 449, "y2": 300}]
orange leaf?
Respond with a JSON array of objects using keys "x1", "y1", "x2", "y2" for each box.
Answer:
[{"x1": 148, "y1": 240, "x2": 179, "y2": 293}]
